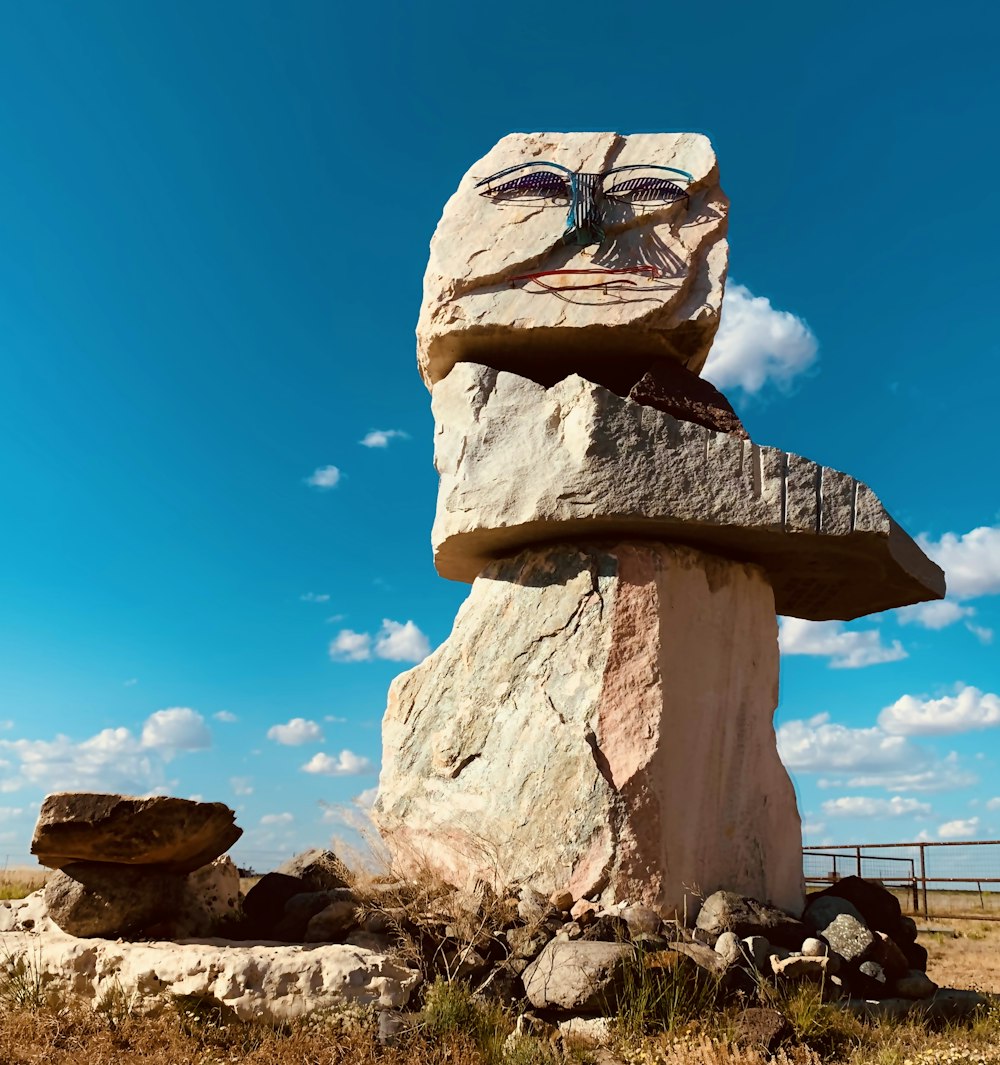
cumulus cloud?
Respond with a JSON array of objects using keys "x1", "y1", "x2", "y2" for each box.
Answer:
[
  {"x1": 359, "y1": 429, "x2": 409, "y2": 448},
  {"x1": 329, "y1": 619, "x2": 431, "y2": 664},
  {"x1": 986, "y1": 797, "x2": 1000, "y2": 811},
  {"x1": 821, "y1": 796, "x2": 931, "y2": 818},
  {"x1": 300, "y1": 592, "x2": 330, "y2": 603},
  {"x1": 919, "y1": 526, "x2": 1000, "y2": 601},
  {"x1": 702, "y1": 283, "x2": 818, "y2": 394},
  {"x1": 213, "y1": 710, "x2": 238, "y2": 724},
  {"x1": 230, "y1": 776, "x2": 254, "y2": 796},
  {"x1": 878, "y1": 686, "x2": 1000, "y2": 737},
  {"x1": 301, "y1": 750, "x2": 374, "y2": 776},
  {"x1": 266, "y1": 717, "x2": 323, "y2": 746},
  {"x1": 939, "y1": 817, "x2": 979, "y2": 839},
  {"x1": 329, "y1": 629, "x2": 372, "y2": 662},
  {"x1": 778, "y1": 714, "x2": 975, "y2": 793},
  {"x1": 140, "y1": 708, "x2": 211, "y2": 754},
  {"x1": 0, "y1": 707, "x2": 210, "y2": 795},
  {"x1": 305, "y1": 465, "x2": 341, "y2": 489},
  {"x1": 779, "y1": 618, "x2": 907, "y2": 669},
  {"x1": 353, "y1": 786, "x2": 379, "y2": 809},
  {"x1": 897, "y1": 600, "x2": 975, "y2": 630}
]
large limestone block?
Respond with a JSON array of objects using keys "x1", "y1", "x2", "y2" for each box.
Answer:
[
  {"x1": 0, "y1": 929, "x2": 420, "y2": 1020},
  {"x1": 417, "y1": 131, "x2": 729, "y2": 390},
  {"x1": 373, "y1": 542, "x2": 804, "y2": 917},
  {"x1": 431, "y1": 364, "x2": 945, "y2": 621},
  {"x1": 31, "y1": 792, "x2": 242, "y2": 873}
]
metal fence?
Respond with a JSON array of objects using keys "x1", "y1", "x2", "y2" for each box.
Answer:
[{"x1": 803, "y1": 840, "x2": 1000, "y2": 921}]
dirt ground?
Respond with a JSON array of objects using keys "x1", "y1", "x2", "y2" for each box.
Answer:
[{"x1": 920, "y1": 919, "x2": 1000, "y2": 993}]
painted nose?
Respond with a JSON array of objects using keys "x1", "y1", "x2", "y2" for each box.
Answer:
[{"x1": 562, "y1": 172, "x2": 604, "y2": 247}]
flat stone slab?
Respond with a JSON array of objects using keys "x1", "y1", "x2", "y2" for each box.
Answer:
[
  {"x1": 0, "y1": 927, "x2": 420, "y2": 1021},
  {"x1": 431, "y1": 364, "x2": 944, "y2": 621},
  {"x1": 31, "y1": 792, "x2": 242, "y2": 873},
  {"x1": 417, "y1": 131, "x2": 728, "y2": 390}
]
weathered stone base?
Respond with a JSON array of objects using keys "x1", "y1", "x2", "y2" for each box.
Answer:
[{"x1": 373, "y1": 541, "x2": 803, "y2": 917}]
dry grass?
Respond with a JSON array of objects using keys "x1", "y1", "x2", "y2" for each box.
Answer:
[
  {"x1": 922, "y1": 920, "x2": 1000, "y2": 993},
  {"x1": 0, "y1": 868, "x2": 47, "y2": 900}
]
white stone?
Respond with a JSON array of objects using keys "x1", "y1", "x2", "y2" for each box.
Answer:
[
  {"x1": 373, "y1": 541, "x2": 804, "y2": 917},
  {"x1": 801, "y1": 937, "x2": 828, "y2": 957},
  {"x1": 0, "y1": 928, "x2": 420, "y2": 1020},
  {"x1": 416, "y1": 132, "x2": 729, "y2": 390},
  {"x1": 173, "y1": 856, "x2": 240, "y2": 937},
  {"x1": 430, "y1": 364, "x2": 944, "y2": 621}
]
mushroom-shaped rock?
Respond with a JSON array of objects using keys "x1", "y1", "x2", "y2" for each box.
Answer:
[{"x1": 430, "y1": 364, "x2": 944, "y2": 621}]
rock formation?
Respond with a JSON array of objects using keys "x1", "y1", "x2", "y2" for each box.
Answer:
[{"x1": 375, "y1": 130, "x2": 945, "y2": 916}]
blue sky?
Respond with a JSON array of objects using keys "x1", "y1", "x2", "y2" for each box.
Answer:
[{"x1": 1, "y1": 1, "x2": 998, "y2": 872}]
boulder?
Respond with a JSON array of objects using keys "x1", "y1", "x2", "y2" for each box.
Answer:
[
  {"x1": 44, "y1": 862, "x2": 183, "y2": 938},
  {"x1": 416, "y1": 131, "x2": 729, "y2": 390},
  {"x1": 808, "y1": 876, "x2": 902, "y2": 934},
  {"x1": 172, "y1": 856, "x2": 241, "y2": 938},
  {"x1": 894, "y1": 969, "x2": 937, "y2": 999},
  {"x1": 276, "y1": 849, "x2": 349, "y2": 892},
  {"x1": 714, "y1": 931, "x2": 742, "y2": 967},
  {"x1": 803, "y1": 894, "x2": 867, "y2": 933},
  {"x1": 628, "y1": 359, "x2": 748, "y2": 439},
  {"x1": 373, "y1": 542, "x2": 804, "y2": 917},
  {"x1": 695, "y1": 891, "x2": 807, "y2": 947},
  {"x1": 31, "y1": 793, "x2": 242, "y2": 873},
  {"x1": 0, "y1": 889, "x2": 55, "y2": 934},
  {"x1": 872, "y1": 931, "x2": 909, "y2": 981},
  {"x1": 818, "y1": 914, "x2": 876, "y2": 965},
  {"x1": 271, "y1": 889, "x2": 355, "y2": 942},
  {"x1": 522, "y1": 939, "x2": 633, "y2": 1011},
  {"x1": 304, "y1": 900, "x2": 361, "y2": 943},
  {"x1": 620, "y1": 905, "x2": 661, "y2": 936},
  {"x1": 241, "y1": 873, "x2": 309, "y2": 938},
  {"x1": 429, "y1": 365, "x2": 944, "y2": 621}
]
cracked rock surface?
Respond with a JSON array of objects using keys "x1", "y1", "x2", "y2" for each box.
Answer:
[{"x1": 373, "y1": 541, "x2": 803, "y2": 917}]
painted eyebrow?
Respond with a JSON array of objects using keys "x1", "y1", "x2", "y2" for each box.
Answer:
[
  {"x1": 474, "y1": 161, "x2": 575, "y2": 189},
  {"x1": 600, "y1": 164, "x2": 694, "y2": 183}
]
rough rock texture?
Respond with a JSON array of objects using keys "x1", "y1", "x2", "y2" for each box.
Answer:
[
  {"x1": 172, "y1": 856, "x2": 241, "y2": 938},
  {"x1": 430, "y1": 365, "x2": 945, "y2": 620},
  {"x1": 0, "y1": 929, "x2": 419, "y2": 1020},
  {"x1": 32, "y1": 793, "x2": 241, "y2": 873},
  {"x1": 809, "y1": 875, "x2": 902, "y2": 934},
  {"x1": 695, "y1": 890, "x2": 807, "y2": 948},
  {"x1": 0, "y1": 889, "x2": 55, "y2": 933},
  {"x1": 373, "y1": 541, "x2": 804, "y2": 916},
  {"x1": 522, "y1": 940, "x2": 633, "y2": 1011},
  {"x1": 276, "y1": 849, "x2": 350, "y2": 892},
  {"x1": 628, "y1": 359, "x2": 748, "y2": 438},
  {"x1": 416, "y1": 132, "x2": 729, "y2": 390},
  {"x1": 45, "y1": 862, "x2": 183, "y2": 938}
]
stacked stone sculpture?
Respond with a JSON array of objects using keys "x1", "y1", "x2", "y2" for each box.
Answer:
[{"x1": 373, "y1": 132, "x2": 945, "y2": 918}]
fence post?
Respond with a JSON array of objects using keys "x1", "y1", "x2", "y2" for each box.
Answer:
[
  {"x1": 919, "y1": 843, "x2": 928, "y2": 920},
  {"x1": 855, "y1": 845, "x2": 862, "y2": 877},
  {"x1": 911, "y1": 858, "x2": 919, "y2": 914}
]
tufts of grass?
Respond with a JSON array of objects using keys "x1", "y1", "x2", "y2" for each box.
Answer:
[
  {"x1": 613, "y1": 948, "x2": 721, "y2": 1040},
  {"x1": 0, "y1": 947, "x2": 48, "y2": 1011}
]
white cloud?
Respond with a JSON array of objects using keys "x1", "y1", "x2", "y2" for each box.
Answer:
[
  {"x1": 260, "y1": 812, "x2": 294, "y2": 826},
  {"x1": 353, "y1": 787, "x2": 379, "y2": 809},
  {"x1": 301, "y1": 750, "x2": 374, "y2": 776},
  {"x1": 966, "y1": 624, "x2": 994, "y2": 645},
  {"x1": 897, "y1": 600, "x2": 975, "y2": 630},
  {"x1": 213, "y1": 710, "x2": 238, "y2": 724},
  {"x1": 324, "y1": 715, "x2": 348, "y2": 724},
  {"x1": 939, "y1": 817, "x2": 979, "y2": 839},
  {"x1": 821, "y1": 796, "x2": 931, "y2": 818},
  {"x1": 305, "y1": 465, "x2": 341, "y2": 490},
  {"x1": 0, "y1": 806, "x2": 24, "y2": 820},
  {"x1": 329, "y1": 629, "x2": 372, "y2": 662},
  {"x1": 123, "y1": 678, "x2": 138, "y2": 687},
  {"x1": 374, "y1": 619, "x2": 431, "y2": 663},
  {"x1": 919, "y1": 526, "x2": 1000, "y2": 601},
  {"x1": 329, "y1": 619, "x2": 431, "y2": 664},
  {"x1": 778, "y1": 713, "x2": 916, "y2": 773},
  {"x1": 0, "y1": 720, "x2": 12, "y2": 731},
  {"x1": 359, "y1": 429, "x2": 409, "y2": 448},
  {"x1": 266, "y1": 717, "x2": 323, "y2": 746},
  {"x1": 300, "y1": 592, "x2": 331, "y2": 603},
  {"x1": 702, "y1": 283, "x2": 818, "y2": 394},
  {"x1": 141, "y1": 708, "x2": 211, "y2": 754},
  {"x1": 878, "y1": 686, "x2": 1000, "y2": 736},
  {"x1": 986, "y1": 797, "x2": 1000, "y2": 811},
  {"x1": 779, "y1": 618, "x2": 907, "y2": 669},
  {"x1": 230, "y1": 776, "x2": 254, "y2": 796}
]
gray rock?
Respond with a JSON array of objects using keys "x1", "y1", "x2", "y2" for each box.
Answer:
[
  {"x1": 714, "y1": 931, "x2": 742, "y2": 967},
  {"x1": 742, "y1": 935, "x2": 772, "y2": 972},
  {"x1": 304, "y1": 900, "x2": 360, "y2": 943},
  {"x1": 820, "y1": 914, "x2": 875, "y2": 964},
  {"x1": 801, "y1": 937, "x2": 828, "y2": 957},
  {"x1": 276, "y1": 849, "x2": 349, "y2": 892},
  {"x1": 32, "y1": 792, "x2": 241, "y2": 874},
  {"x1": 872, "y1": 931, "x2": 909, "y2": 980},
  {"x1": 506, "y1": 926, "x2": 551, "y2": 960},
  {"x1": 44, "y1": 862, "x2": 183, "y2": 938},
  {"x1": 894, "y1": 969, "x2": 937, "y2": 999},
  {"x1": 522, "y1": 940, "x2": 633, "y2": 1011},
  {"x1": 620, "y1": 905, "x2": 661, "y2": 936},
  {"x1": 803, "y1": 895, "x2": 867, "y2": 932},
  {"x1": 696, "y1": 890, "x2": 807, "y2": 947}
]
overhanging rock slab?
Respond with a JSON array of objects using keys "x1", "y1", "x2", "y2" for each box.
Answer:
[{"x1": 431, "y1": 364, "x2": 944, "y2": 621}]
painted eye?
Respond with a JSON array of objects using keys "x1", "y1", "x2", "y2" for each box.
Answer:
[
  {"x1": 478, "y1": 168, "x2": 570, "y2": 203},
  {"x1": 603, "y1": 175, "x2": 689, "y2": 205}
]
